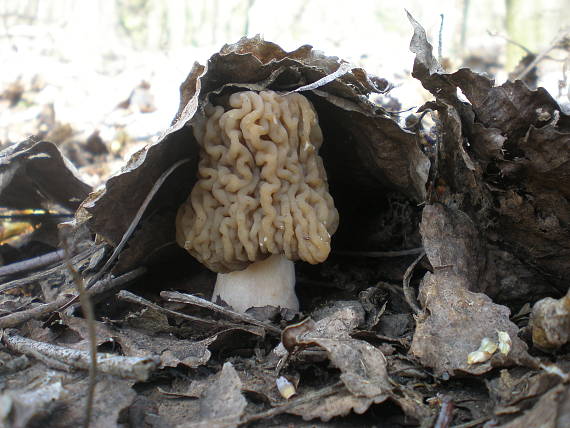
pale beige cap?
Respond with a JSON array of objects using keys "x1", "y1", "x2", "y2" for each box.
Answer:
[{"x1": 176, "y1": 90, "x2": 338, "y2": 273}]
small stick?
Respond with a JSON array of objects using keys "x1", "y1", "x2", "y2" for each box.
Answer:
[
  {"x1": 0, "y1": 246, "x2": 99, "y2": 294},
  {"x1": 434, "y1": 395, "x2": 454, "y2": 428},
  {"x1": 2, "y1": 329, "x2": 159, "y2": 381},
  {"x1": 240, "y1": 381, "x2": 344, "y2": 425},
  {"x1": 87, "y1": 267, "x2": 147, "y2": 298},
  {"x1": 0, "y1": 268, "x2": 146, "y2": 329},
  {"x1": 117, "y1": 290, "x2": 261, "y2": 333},
  {"x1": 487, "y1": 30, "x2": 534, "y2": 55},
  {"x1": 438, "y1": 14, "x2": 444, "y2": 62},
  {"x1": 402, "y1": 251, "x2": 425, "y2": 315},
  {"x1": 513, "y1": 29, "x2": 570, "y2": 81},
  {"x1": 160, "y1": 290, "x2": 282, "y2": 335},
  {"x1": 0, "y1": 295, "x2": 71, "y2": 328},
  {"x1": 0, "y1": 249, "x2": 65, "y2": 278},
  {"x1": 62, "y1": 235, "x2": 96, "y2": 428},
  {"x1": 334, "y1": 247, "x2": 424, "y2": 258}
]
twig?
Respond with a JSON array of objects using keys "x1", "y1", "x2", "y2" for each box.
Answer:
[
  {"x1": 514, "y1": 29, "x2": 570, "y2": 81},
  {"x1": 0, "y1": 268, "x2": 146, "y2": 329},
  {"x1": 57, "y1": 158, "x2": 192, "y2": 313},
  {"x1": 334, "y1": 247, "x2": 424, "y2": 258},
  {"x1": 160, "y1": 291, "x2": 282, "y2": 335},
  {"x1": 62, "y1": 236, "x2": 96, "y2": 428},
  {"x1": 86, "y1": 267, "x2": 148, "y2": 299},
  {"x1": 239, "y1": 381, "x2": 344, "y2": 425},
  {"x1": 438, "y1": 14, "x2": 444, "y2": 62},
  {"x1": 0, "y1": 294, "x2": 71, "y2": 328},
  {"x1": 487, "y1": 30, "x2": 534, "y2": 55},
  {"x1": 0, "y1": 249, "x2": 65, "y2": 278},
  {"x1": 434, "y1": 395, "x2": 455, "y2": 428},
  {"x1": 117, "y1": 290, "x2": 262, "y2": 333},
  {"x1": 402, "y1": 251, "x2": 425, "y2": 315},
  {"x1": 2, "y1": 329, "x2": 159, "y2": 381},
  {"x1": 0, "y1": 246, "x2": 99, "y2": 294}
]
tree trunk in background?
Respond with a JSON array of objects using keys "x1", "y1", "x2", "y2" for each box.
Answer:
[
  {"x1": 243, "y1": 0, "x2": 255, "y2": 37},
  {"x1": 459, "y1": 0, "x2": 470, "y2": 57},
  {"x1": 166, "y1": 0, "x2": 186, "y2": 52}
]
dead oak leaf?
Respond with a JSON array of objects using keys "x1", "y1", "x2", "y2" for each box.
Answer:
[
  {"x1": 177, "y1": 362, "x2": 246, "y2": 428},
  {"x1": 410, "y1": 269, "x2": 532, "y2": 376}
]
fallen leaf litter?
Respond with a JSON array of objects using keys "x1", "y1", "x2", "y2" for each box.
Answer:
[{"x1": 1, "y1": 13, "x2": 570, "y2": 428}]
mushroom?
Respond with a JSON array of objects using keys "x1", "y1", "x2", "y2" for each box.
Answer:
[{"x1": 176, "y1": 90, "x2": 338, "y2": 312}]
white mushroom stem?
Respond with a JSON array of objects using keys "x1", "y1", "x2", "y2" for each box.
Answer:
[{"x1": 212, "y1": 254, "x2": 299, "y2": 313}]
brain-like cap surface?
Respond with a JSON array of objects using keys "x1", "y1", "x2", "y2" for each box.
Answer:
[{"x1": 176, "y1": 90, "x2": 339, "y2": 273}]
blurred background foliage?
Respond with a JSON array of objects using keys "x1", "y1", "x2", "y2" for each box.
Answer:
[
  {"x1": 2, "y1": 0, "x2": 569, "y2": 75},
  {"x1": 0, "y1": 0, "x2": 568, "y2": 172}
]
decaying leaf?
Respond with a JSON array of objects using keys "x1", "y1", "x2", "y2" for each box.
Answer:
[
  {"x1": 0, "y1": 139, "x2": 91, "y2": 211},
  {"x1": 281, "y1": 301, "x2": 393, "y2": 420},
  {"x1": 530, "y1": 289, "x2": 570, "y2": 351},
  {"x1": 178, "y1": 362, "x2": 247, "y2": 428},
  {"x1": 408, "y1": 11, "x2": 570, "y2": 295},
  {"x1": 288, "y1": 388, "x2": 379, "y2": 422},
  {"x1": 0, "y1": 367, "x2": 136, "y2": 428},
  {"x1": 0, "y1": 380, "x2": 64, "y2": 428},
  {"x1": 497, "y1": 383, "x2": 570, "y2": 428},
  {"x1": 487, "y1": 369, "x2": 562, "y2": 415},
  {"x1": 59, "y1": 313, "x2": 213, "y2": 369},
  {"x1": 60, "y1": 376, "x2": 137, "y2": 428},
  {"x1": 410, "y1": 204, "x2": 533, "y2": 376}
]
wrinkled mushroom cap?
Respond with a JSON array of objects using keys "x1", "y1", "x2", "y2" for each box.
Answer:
[{"x1": 176, "y1": 90, "x2": 339, "y2": 273}]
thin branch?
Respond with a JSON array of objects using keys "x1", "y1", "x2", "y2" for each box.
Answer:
[
  {"x1": 89, "y1": 158, "x2": 192, "y2": 287},
  {"x1": 334, "y1": 247, "x2": 424, "y2": 258},
  {"x1": 2, "y1": 329, "x2": 159, "y2": 381},
  {"x1": 62, "y1": 236, "x2": 96, "y2": 428},
  {"x1": 487, "y1": 30, "x2": 533, "y2": 55},
  {"x1": 438, "y1": 14, "x2": 444, "y2": 62},
  {"x1": 117, "y1": 290, "x2": 263, "y2": 334},
  {"x1": 0, "y1": 294, "x2": 71, "y2": 329},
  {"x1": 513, "y1": 29, "x2": 570, "y2": 81},
  {"x1": 0, "y1": 246, "x2": 100, "y2": 294},
  {"x1": 160, "y1": 290, "x2": 282, "y2": 335},
  {"x1": 402, "y1": 251, "x2": 425, "y2": 315},
  {"x1": 0, "y1": 249, "x2": 64, "y2": 278},
  {"x1": 434, "y1": 395, "x2": 455, "y2": 428},
  {"x1": 239, "y1": 381, "x2": 344, "y2": 425},
  {"x1": 0, "y1": 268, "x2": 146, "y2": 329}
]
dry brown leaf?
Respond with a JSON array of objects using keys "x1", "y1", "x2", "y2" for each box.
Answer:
[
  {"x1": 0, "y1": 379, "x2": 64, "y2": 428},
  {"x1": 530, "y1": 289, "x2": 570, "y2": 351},
  {"x1": 283, "y1": 301, "x2": 393, "y2": 420},
  {"x1": 410, "y1": 204, "x2": 534, "y2": 376},
  {"x1": 61, "y1": 376, "x2": 136, "y2": 428},
  {"x1": 288, "y1": 388, "x2": 382, "y2": 422},
  {"x1": 178, "y1": 362, "x2": 247, "y2": 428},
  {"x1": 80, "y1": 37, "x2": 428, "y2": 273},
  {"x1": 497, "y1": 383, "x2": 570, "y2": 428},
  {"x1": 0, "y1": 139, "x2": 91, "y2": 211},
  {"x1": 408, "y1": 11, "x2": 570, "y2": 294}
]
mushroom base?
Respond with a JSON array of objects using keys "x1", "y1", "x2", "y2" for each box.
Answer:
[{"x1": 212, "y1": 254, "x2": 298, "y2": 313}]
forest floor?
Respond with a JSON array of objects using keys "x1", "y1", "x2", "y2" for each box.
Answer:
[{"x1": 1, "y1": 16, "x2": 570, "y2": 428}]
